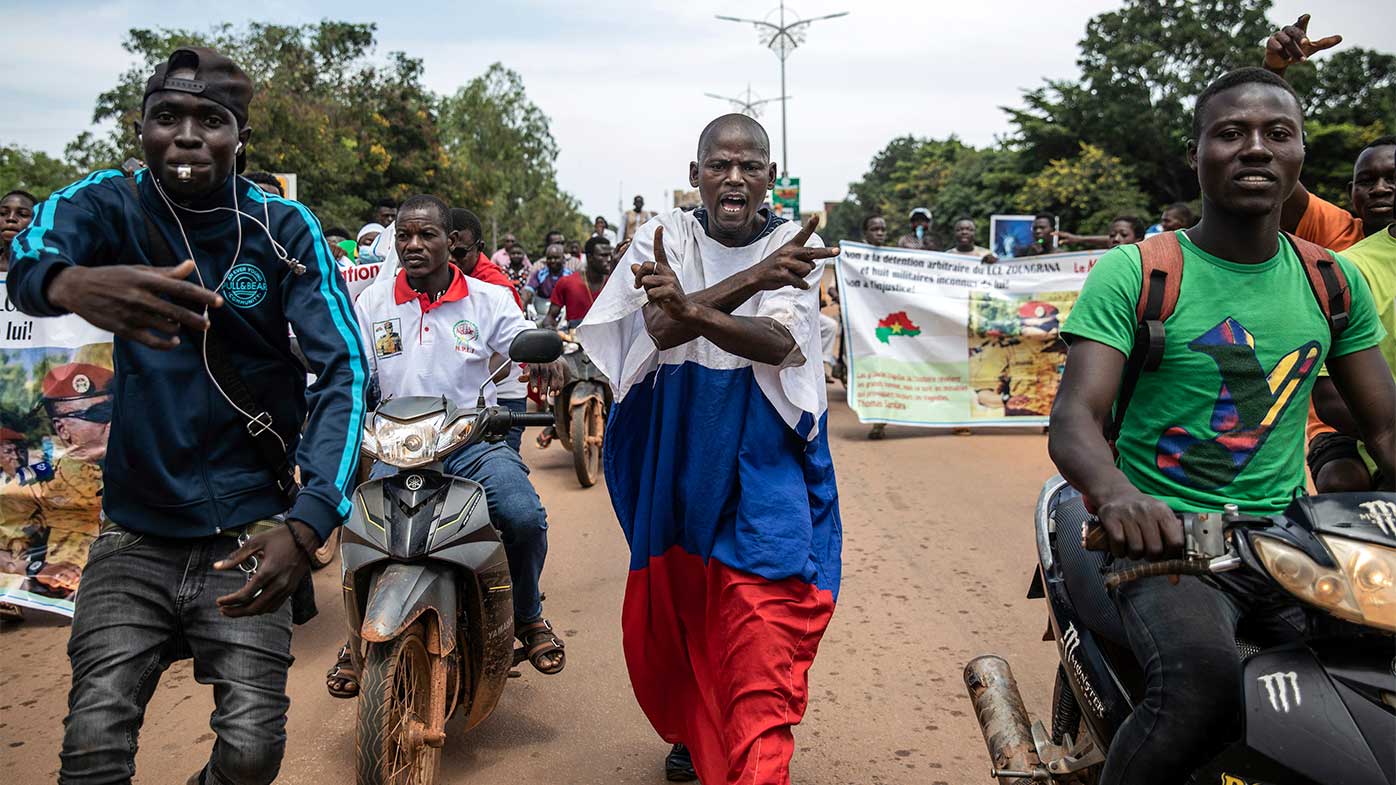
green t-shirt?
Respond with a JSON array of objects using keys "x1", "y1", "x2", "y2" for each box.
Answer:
[
  {"x1": 1341, "y1": 227, "x2": 1396, "y2": 379},
  {"x1": 1062, "y1": 231, "x2": 1385, "y2": 514}
]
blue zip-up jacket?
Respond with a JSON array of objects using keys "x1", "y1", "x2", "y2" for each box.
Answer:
[{"x1": 7, "y1": 169, "x2": 368, "y2": 542}]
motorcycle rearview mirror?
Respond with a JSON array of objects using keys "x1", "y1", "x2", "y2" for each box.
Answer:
[
  {"x1": 477, "y1": 360, "x2": 511, "y2": 409},
  {"x1": 508, "y1": 329, "x2": 564, "y2": 365}
]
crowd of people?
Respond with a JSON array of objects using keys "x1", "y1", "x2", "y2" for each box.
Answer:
[{"x1": 0, "y1": 10, "x2": 1393, "y2": 785}]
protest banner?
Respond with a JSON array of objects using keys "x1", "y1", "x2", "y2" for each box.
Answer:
[
  {"x1": 341, "y1": 260, "x2": 383, "y2": 301},
  {"x1": 0, "y1": 276, "x2": 113, "y2": 617},
  {"x1": 835, "y1": 241, "x2": 1102, "y2": 428}
]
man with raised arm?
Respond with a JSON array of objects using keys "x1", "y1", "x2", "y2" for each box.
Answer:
[{"x1": 578, "y1": 114, "x2": 842, "y2": 785}]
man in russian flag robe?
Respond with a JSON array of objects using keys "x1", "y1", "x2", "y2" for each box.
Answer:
[{"x1": 578, "y1": 114, "x2": 842, "y2": 785}]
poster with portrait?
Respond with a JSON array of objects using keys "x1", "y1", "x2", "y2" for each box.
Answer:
[
  {"x1": 990, "y1": 214, "x2": 1050, "y2": 259},
  {"x1": 836, "y1": 242, "x2": 1101, "y2": 427},
  {"x1": 0, "y1": 275, "x2": 113, "y2": 617}
]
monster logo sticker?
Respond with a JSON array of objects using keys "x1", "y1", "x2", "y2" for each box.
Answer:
[
  {"x1": 1156, "y1": 317, "x2": 1320, "y2": 489},
  {"x1": 1258, "y1": 671, "x2": 1301, "y2": 713}
]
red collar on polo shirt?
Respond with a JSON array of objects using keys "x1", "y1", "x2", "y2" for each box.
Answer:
[{"x1": 394, "y1": 265, "x2": 470, "y2": 313}]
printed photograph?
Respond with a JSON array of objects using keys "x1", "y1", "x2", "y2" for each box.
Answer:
[
  {"x1": 966, "y1": 291, "x2": 1078, "y2": 418},
  {"x1": 0, "y1": 343, "x2": 114, "y2": 614}
]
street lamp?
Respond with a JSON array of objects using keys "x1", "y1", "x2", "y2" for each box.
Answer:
[
  {"x1": 715, "y1": 1, "x2": 848, "y2": 175},
  {"x1": 703, "y1": 83, "x2": 790, "y2": 119}
]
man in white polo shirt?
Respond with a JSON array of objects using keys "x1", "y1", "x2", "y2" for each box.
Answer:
[{"x1": 349, "y1": 194, "x2": 567, "y2": 681}]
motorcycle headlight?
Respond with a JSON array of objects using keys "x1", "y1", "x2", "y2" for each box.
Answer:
[
  {"x1": 1252, "y1": 535, "x2": 1396, "y2": 632},
  {"x1": 434, "y1": 415, "x2": 476, "y2": 457},
  {"x1": 370, "y1": 413, "x2": 445, "y2": 469}
]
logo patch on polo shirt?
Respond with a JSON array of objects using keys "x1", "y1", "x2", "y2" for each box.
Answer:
[
  {"x1": 373, "y1": 318, "x2": 403, "y2": 358},
  {"x1": 452, "y1": 320, "x2": 479, "y2": 353}
]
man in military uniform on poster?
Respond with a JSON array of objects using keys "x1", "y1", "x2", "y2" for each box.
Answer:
[{"x1": 36, "y1": 362, "x2": 113, "y2": 583}]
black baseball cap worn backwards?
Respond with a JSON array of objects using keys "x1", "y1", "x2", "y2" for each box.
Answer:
[{"x1": 143, "y1": 47, "x2": 253, "y2": 128}]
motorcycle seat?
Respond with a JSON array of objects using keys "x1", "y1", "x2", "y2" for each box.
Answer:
[{"x1": 1050, "y1": 486, "x2": 1129, "y2": 646}]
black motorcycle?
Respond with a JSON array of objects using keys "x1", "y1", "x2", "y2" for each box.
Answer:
[
  {"x1": 340, "y1": 329, "x2": 562, "y2": 785},
  {"x1": 547, "y1": 329, "x2": 610, "y2": 488},
  {"x1": 965, "y1": 478, "x2": 1396, "y2": 784}
]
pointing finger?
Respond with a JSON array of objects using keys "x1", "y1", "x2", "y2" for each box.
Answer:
[
  {"x1": 790, "y1": 214, "x2": 820, "y2": 248},
  {"x1": 1309, "y1": 33, "x2": 1342, "y2": 53},
  {"x1": 651, "y1": 226, "x2": 671, "y2": 271}
]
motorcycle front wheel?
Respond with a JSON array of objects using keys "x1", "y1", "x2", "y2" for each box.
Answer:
[
  {"x1": 572, "y1": 398, "x2": 603, "y2": 488},
  {"x1": 355, "y1": 624, "x2": 447, "y2": 785}
]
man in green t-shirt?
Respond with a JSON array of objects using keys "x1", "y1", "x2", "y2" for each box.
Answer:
[{"x1": 1050, "y1": 68, "x2": 1395, "y2": 784}]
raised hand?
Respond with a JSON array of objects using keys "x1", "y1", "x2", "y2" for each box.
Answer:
[
  {"x1": 748, "y1": 215, "x2": 840, "y2": 293},
  {"x1": 47, "y1": 259, "x2": 224, "y2": 350},
  {"x1": 632, "y1": 226, "x2": 692, "y2": 321},
  {"x1": 1264, "y1": 14, "x2": 1342, "y2": 73}
]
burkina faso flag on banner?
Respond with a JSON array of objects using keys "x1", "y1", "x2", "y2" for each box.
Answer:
[{"x1": 875, "y1": 311, "x2": 922, "y2": 344}]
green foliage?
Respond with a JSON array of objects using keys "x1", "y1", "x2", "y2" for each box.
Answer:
[
  {"x1": 832, "y1": 0, "x2": 1392, "y2": 240},
  {"x1": 825, "y1": 137, "x2": 1022, "y2": 248},
  {"x1": 1013, "y1": 143, "x2": 1152, "y2": 234},
  {"x1": 438, "y1": 64, "x2": 587, "y2": 251},
  {"x1": 1006, "y1": 0, "x2": 1274, "y2": 206},
  {"x1": 0, "y1": 145, "x2": 82, "y2": 199},
  {"x1": 4, "y1": 22, "x2": 585, "y2": 242}
]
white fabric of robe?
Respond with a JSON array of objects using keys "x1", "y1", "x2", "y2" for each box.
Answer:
[{"x1": 577, "y1": 208, "x2": 829, "y2": 440}]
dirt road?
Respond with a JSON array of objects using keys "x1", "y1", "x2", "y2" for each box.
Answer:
[{"x1": 0, "y1": 389, "x2": 1059, "y2": 784}]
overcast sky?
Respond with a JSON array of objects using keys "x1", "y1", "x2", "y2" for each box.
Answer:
[{"x1": 2, "y1": 1, "x2": 1390, "y2": 225}]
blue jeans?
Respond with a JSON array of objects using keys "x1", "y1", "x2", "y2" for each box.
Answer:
[
  {"x1": 61, "y1": 524, "x2": 293, "y2": 785},
  {"x1": 1102, "y1": 564, "x2": 1307, "y2": 784},
  {"x1": 499, "y1": 396, "x2": 527, "y2": 453},
  {"x1": 372, "y1": 439, "x2": 548, "y2": 622}
]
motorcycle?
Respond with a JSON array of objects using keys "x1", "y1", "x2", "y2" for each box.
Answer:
[
  {"x1": 340, "y1": 329, "x2": 563, "y2": 785},
  {"x1": 546, "y1": 330, "x2": 610, "y2": 488},
  {"x1": 965, "y1": 479, "x2": 1396, "y2": 784}
]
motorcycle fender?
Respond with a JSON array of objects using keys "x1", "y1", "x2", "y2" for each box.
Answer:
[
  {"x1": 1236, "y1": 645, "x2": 1389, "y2": 785},
  {"x1": 361, "y1": 562, "x2": 458, "y2": 657},
  {"x1": 568, "y1": 380, "x2": 608, "y2": 409}
]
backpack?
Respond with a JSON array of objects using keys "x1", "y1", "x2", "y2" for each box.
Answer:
[{"x1": 1106, "y1": 231, "x2": 1351, "y2": 442}]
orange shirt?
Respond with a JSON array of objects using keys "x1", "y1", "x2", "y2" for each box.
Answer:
[
  {"x1": 1296, "y1": 193, "x2": 1365, "y2": 253},
  {"x1": 1299, "y1": 193, "x2": 1366, "y2": 443}
]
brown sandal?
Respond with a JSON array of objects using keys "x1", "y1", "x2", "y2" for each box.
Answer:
[
  {"x1": 326, "y1": 644, "x2": 359, "y2": 698},
  {"x1": 514, "y1": 619, "x2": 566, "y2": 674}
]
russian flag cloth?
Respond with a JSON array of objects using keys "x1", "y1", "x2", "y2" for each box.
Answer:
[{"x1": 578, "y1": 208, "x2": 842, "y2": 785}]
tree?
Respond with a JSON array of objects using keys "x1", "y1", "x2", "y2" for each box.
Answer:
[
  {"x1": 824, "y1": 137, "x2": 1022, "y2": 248},
  {"x1": 437, "y1": 64, "x2": 587, "y2": 251},
  {"x1": 1013, "y1": 143, "x2": 1152, "y2": 235},
  {"x1": 78, "y1": 22, "x2": 455, "y2": 229},
  {"x1": 1006, "y1": 0, "x2": 1275, "y2": 206},
  {"x1": 0, "y1": 145, "x2": 82, "y2": 199}
]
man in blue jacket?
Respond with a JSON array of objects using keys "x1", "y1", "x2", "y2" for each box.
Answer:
[{"x1": 7, "y1": 47, "x2": 367, "y2": 785}]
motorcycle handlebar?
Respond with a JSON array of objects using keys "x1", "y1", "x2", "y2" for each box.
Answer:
[{"x1": 509, "y1": 412, "x2": 556, "y2": 428}]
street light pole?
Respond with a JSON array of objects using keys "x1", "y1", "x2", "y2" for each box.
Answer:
[
  {"x1": 703, "y1": 83, "x2": 790, "y2": 119},
  {"x1": 779, "y1": 1, "x2": 788, "y2": 173},
  {"x1": 716, "y1": 1, "x2": 848, "y2": 175}
]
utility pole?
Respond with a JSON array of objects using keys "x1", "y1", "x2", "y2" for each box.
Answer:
[
  {"x1": 716, "y1": 1, "x2": 848, "y2": 175},
  {"x1": 704, "y1": 83, "x2": 790, "y2": 119}
]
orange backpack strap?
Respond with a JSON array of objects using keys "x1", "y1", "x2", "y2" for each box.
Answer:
[
  {"x1": 1285, "y1": 232, "x2": 1350, "y2": 339},
  {"x1": 1135, "y1": 232, "x2": 1185, "y2": 324},
  {"x1": 1108, "y1": 233, "x2": 1186, "y2": 442}
]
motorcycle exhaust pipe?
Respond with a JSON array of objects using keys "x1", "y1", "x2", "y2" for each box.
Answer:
[{"x1": 963, "y1": 655, "x2": 1050, "y2": 783}]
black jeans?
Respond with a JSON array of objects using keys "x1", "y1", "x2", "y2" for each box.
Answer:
[
  {"x1": 60, "y1": 524, "x2": 293, "y2": 785},
  {"x1": 1101, "y1": 565, "x2": 1307, "y2": 785}
]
